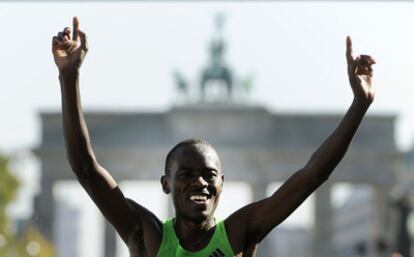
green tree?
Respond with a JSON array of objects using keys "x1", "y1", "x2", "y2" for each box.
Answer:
[
  {"x1": 0, "y1": 155, "x2": 54, "y2": 257},
  {"x1": 0, "y1": 154, "x2": 19, "y2": 256}
]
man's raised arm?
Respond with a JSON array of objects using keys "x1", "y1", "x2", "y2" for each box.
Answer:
[
  {"x1": 52, "y1": 17, "x2": 162, "y2": 251},
  {"x1": 225, "y1": 36, "x2": 376, "y2": 252}
]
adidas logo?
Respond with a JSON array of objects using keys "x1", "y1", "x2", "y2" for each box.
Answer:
[{"x1": 208, "y1": 248, "x2": 225, "y2": 257}]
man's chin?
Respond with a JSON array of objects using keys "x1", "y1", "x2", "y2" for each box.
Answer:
[{"x1": 188, "y1": 208, "x2": 215, "y2": 222}]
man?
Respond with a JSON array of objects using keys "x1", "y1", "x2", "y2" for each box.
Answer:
[{"x1": 52, "y1": 17, "x2": 375, "y2": 257}]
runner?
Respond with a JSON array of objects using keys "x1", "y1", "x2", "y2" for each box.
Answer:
[{"x1": 52, "y1": 17, "x2": 375, "y2": 257}]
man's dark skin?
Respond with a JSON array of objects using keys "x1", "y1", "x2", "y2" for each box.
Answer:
[{"x1": 52, "y1": 17, "x2": 375, "y2": 257}]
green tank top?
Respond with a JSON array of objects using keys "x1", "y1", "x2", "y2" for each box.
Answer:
[{"x1": 156, "y1": 219, "x2": 234, "y2": 257}]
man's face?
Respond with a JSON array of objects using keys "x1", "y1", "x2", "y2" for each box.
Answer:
[{"x1": 162, "y1": 144, "x2": 224, "y2": 222}]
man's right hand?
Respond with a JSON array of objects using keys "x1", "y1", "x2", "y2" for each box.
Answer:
[{"x1": 52, "y1": 17, "x2": 88, "y2": 72}]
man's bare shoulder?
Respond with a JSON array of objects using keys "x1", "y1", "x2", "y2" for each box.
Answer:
[
  {"x1": 125, "y1": 198, "x2": 163, "y2": 257},
  {"x1": 224, "y1": 200, "x2": 266, "y2": 257}
]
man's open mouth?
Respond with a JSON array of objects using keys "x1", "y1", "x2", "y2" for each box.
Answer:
[
  {"x1": 189, "y1": 194, "x2": 210, "y2": 203},
  {"x1": 190, "y1": 195, "x2": 208, "y2": 201}
]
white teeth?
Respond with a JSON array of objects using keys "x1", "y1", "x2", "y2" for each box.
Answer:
[{"x1": 190, "y1": 195, "x2": 207, "y2": 201}]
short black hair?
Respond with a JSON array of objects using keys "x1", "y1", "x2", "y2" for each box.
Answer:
[{"x1": 164, "y1": 138, "x2": 212, "y2": 176}]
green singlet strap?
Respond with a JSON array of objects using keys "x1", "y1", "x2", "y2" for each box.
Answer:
[{"x1": 156, "y1": 219, "x2": 235, "y2": 257}]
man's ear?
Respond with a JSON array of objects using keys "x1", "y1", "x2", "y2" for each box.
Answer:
[{"x1": 161, "y1": 175, "x2": 170, "y2": 194}]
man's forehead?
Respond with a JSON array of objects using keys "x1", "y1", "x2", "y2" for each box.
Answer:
[{"x1": 173, "y1": 144, "x2": 221, "y2": 168}]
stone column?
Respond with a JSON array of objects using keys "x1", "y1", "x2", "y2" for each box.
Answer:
[
  {"x1": 104, "y1": 220, "x2": 117, "y2": 257},
  {"x1": 371, "y1": 185, "x2": 393, "y2": 257},
  {"x1": 312, "y1": 182, "x2": 332, "y2": 257},
  {"x1": 33, "y1": 176, "x2": 55, "y2": 242}
]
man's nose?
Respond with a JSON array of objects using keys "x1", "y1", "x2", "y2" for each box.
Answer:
[{"x1": 192, "y1": 175, "x2": 208, "y2": 187}]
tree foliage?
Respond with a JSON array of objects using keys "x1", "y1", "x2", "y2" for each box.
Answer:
[
  {"x1": 0, "y1": 154, "x2": 19, "y2": 256},
  {"x1": 0, "y1": 154, "x2": 54, "y2": 257}
]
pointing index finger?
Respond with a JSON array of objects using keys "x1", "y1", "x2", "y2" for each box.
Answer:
[
  {"x1": 346, "y1": 36, "x2": 353, "y2": 65},
  {"x1": 73, "y1": 16, "x2": 79, "y2": 41}
]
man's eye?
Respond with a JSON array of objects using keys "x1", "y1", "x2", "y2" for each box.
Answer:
[{"x1": 205, "y1": 172, "x2": 217, "y2": 180}]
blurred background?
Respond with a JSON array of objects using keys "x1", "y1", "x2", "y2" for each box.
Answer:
[{"x1": 1, "y1": 1, "x2": 414, "y2": 257}]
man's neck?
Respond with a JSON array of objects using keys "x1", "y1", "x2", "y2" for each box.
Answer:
[{"x1": 173, "y1": 216, "x2": 216, "y2": 252}]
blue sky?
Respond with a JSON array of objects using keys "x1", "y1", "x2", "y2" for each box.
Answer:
[{"x1": 1, "y1": 1, "x2": 414, "y2": 153}]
